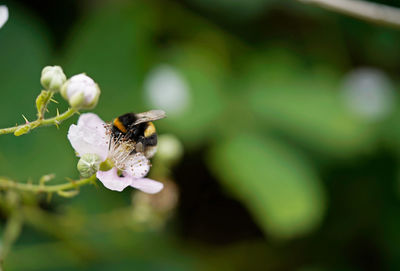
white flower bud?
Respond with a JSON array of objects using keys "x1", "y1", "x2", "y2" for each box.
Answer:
[
  {"x1": 0, "y1": 6, "x2": 8, "y2": 29},
  {"x1": 156, "y1": 134, "x2": 183, "y2": 164},
  {"x1": 40, "y1": 66, "x2": 67, "y2": 92},
  {"x1": 61, "y1": 73, "x2": 100, "y2": 109},
  {"x1": 77, "y1": 153, "x2": 102, "y2": 178}
]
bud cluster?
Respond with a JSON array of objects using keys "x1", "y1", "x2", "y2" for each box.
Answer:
[{"x1": 40, "y1": 66, "x2": 101, "y2": 110}]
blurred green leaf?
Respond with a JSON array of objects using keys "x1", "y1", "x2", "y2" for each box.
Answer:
[
  {"x1": 250, "y1": 88, "x2": 374, "y2": 155},
  {"x1": 209, "y1": 133, "x2": 326, "y2": 239},
  {"x1": 244, "y1": 50, "x2": 374, "y2": 156}
]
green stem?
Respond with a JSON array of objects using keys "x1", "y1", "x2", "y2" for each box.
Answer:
[
  {"x1": 36, "y1": 91, "x2": 54, "y2": 120},
  {"x1": 0, "y1": 175, "x2": 96, "y2": 194},
  {"x1": 0, "y1": 108, "x2": 78, "y2": 136},
  {"x1": 40, "y1": 107, "x2": 78, "y2": 126}
]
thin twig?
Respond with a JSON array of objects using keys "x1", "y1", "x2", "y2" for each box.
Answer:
[
  {"x1": 299, "y1": 0, "x2": 400, "y2": 29},
  {"x1": 0, "y1": 107, "x2": 78, "y2": 136},
  {"x1": 0, "y1": 175, "x2": 97, "y2": 194}
]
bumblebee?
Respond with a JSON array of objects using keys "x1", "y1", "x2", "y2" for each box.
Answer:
[{"x1": 110, "y1": 110, "x2": 166, "y2": 158}]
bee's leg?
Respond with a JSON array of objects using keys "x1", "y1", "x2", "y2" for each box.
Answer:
[{"x1": 135, "y1": 142, "x2": 144, "y2": 153}]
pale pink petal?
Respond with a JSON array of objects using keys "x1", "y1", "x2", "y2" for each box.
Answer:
[
  {"x1": 77, "y1": 113, "x2": 107, "y2": 134},
  {"x1": 68, "y1": 113, "x2": 109, "y2": 160},
  {"x1": 123, "y1": 153, "x2": 150, "y2": 178},
  {"x1": 130, "y1": 178, "x2": 164, "y2": 194},
  {"x1": 96, "y1": 167, "x2": 131, "y2": 192}
]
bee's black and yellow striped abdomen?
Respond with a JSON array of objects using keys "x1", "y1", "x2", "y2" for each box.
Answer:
[
  {"x1": 112, "y1": 118, "x2": 127, "y2": 133},
  {"x1": 111, "y1": 113, "x2": 158, "y2": 147},
  {"x1": 110, "y1": 110, "x2": 165, "y2": 159}
]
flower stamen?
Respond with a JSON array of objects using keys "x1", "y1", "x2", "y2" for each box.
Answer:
[{"x1": 108, "y1": 138, "x2": 136, "y2": 171}]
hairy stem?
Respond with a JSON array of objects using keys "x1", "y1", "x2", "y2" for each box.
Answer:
[
  {"x1": 0, "y1": 108, "x2": 78, "y2": 136},
  {"x1": 0, "y1": 175, "x2": 96, "y2": 194},
  {"x1": 36, "y1": 91, "x2": 54, "y2": 120}
]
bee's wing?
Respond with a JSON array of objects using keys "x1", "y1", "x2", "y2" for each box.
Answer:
[{"x1": 133, "y1": 110, "x2": 166, "y2": 125}]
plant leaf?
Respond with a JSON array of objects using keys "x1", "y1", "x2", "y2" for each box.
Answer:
[{"x1": 209, "y1": 133, "x2": 326, "y2": 239}]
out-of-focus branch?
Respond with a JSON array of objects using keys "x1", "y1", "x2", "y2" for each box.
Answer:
[
  {"x1": 298, "y1": 0, "x2": 400, "y2": 29},
  {"x1": 0, "y1": 212, "x2": 23, "y2": 265},
  {"x1": 0, "y1": 174, "x2": 97, "y2": 197}
]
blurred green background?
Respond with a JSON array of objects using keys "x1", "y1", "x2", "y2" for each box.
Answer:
[{"x1": 1, "y1": 0, "x2": 400, "y2": 270}]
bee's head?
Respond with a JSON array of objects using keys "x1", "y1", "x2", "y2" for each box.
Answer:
[{"x1": 113, "y1": 113, "x2": 137, "y2": 133}]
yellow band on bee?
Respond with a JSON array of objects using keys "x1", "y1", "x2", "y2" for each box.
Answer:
[
  {"x1": 113, "y1": 118, "x2": 127, "y2": 133},
  {"x1": 144, "y1": 122, "x2": 156, "y2": 137}
]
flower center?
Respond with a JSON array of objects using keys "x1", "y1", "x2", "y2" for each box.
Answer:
[
  {"x1": 99, "y1": 158, "x2": 115, "y2": 171},
  {"x1": 107, "y1": 139, "x2": 136, "y2": 172}
]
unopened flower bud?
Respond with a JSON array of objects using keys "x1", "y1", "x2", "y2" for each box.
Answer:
[
  {"x1": 156, "y1": 134, "x2": 183, "y2": 165},
  {"x1": 40, "y1": 66, "x2": 67, "y2": 92},
  {"x1": 61, "y1": 73, "x2": 100, "y2": 110},
  {"x1": 77, "y1": 153, "x2": 102, "y2": 178}
]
